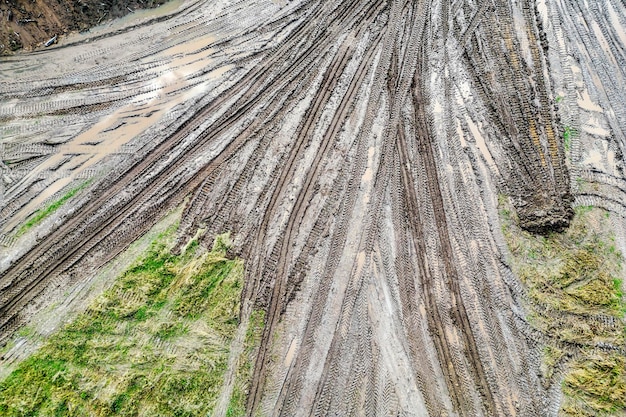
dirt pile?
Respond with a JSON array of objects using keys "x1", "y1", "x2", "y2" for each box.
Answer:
[{"x1": 0, "y1": 0, "x2": 167, "y2": 53}]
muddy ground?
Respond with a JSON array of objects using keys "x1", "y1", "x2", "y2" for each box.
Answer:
[{"x1": 0, "y1": 0, "x2": 625, "y2": 415}]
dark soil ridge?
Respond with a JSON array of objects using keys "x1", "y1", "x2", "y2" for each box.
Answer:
[
  {"x1": 0, "y1": 0, "x2": 168, "y2": 54},
  {"x1": 517, "y1": 192, "x2": 575, "y2": 235}
]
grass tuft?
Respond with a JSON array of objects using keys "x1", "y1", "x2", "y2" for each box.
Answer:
[
  {"x1": 563, "y1": 126, "x2": 578, "y2": 153},
  {"x1": 16, "y1": 179, "x2": 93, "y2": 237}
]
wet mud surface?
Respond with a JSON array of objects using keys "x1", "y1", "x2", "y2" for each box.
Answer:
[{"x1": 0, "y1": 0, "x2": 625, "y2": 415}]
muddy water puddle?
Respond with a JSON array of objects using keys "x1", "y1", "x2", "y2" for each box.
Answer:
[
  {"x1": 4, "y1": 33, "x2": 231, "y2": 234},
  {"x1": 465, "y1": 116, "x2": 497, "y2": 168}
]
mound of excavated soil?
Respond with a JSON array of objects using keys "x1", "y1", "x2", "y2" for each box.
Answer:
[{"x1": 0, "y1": 0, "x2": 167, "y2": 54}]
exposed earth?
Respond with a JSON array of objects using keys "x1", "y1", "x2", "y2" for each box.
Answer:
[
  {"x1": 0, "y1": 0, "x2": 168, "y2": 53},
  {"x1": 0, "y1": 0, "x2": 625, "y2": 416}
]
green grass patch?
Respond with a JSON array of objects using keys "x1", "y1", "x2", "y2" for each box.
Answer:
[
  {"x1": 0, "y1": 227, "x2": 252, "y2": 417},
  {"x1": 16, "y1": 179, "x2": 92, "y2": 236},
  {"x1": 500, "y1": 198, "x2": 626, "y2": 415},
  {"x1": 563, "y1": 126, "x2": 578, "y2": 153}
]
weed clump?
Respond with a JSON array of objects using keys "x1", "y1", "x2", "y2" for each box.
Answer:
[{"x1": 563, "y1": 352, "x2": 626, "y2": 414}]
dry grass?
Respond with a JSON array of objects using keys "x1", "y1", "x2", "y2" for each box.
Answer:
[
  {"x1": 563, "y1": 351, "x2": 626, "y2": 414},
  {"x1": 500, "y1": 196, "x2": 626, "y2": 416}
]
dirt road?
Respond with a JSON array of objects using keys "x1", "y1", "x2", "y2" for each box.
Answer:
[{"x1": 1, "y1": 0, "x2": 625, "y2": 415}]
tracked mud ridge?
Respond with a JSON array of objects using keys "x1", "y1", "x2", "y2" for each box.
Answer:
[{"x1": 1, "y1": 0, "x2": 625, "y2": 415}]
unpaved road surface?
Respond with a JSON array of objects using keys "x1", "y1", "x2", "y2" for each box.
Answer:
[{"x1": 1, "y1": 0, "x2": 625, "y2": 415}]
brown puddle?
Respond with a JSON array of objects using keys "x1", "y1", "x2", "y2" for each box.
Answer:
[{"x1": 5, "y1": 33, "x2": 231, "y2": 234}]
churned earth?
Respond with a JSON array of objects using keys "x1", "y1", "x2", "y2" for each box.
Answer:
[{"x1": 0, "y1": 0, "x2": 625, "y2": 416}]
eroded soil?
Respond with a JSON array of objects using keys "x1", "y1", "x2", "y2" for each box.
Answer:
[
  {"x1": 0, "y1": 0, "x2": 625, "y2": 415},
  {"x1": 0, "y1": 0, "x2": 168, "y2": 53}
]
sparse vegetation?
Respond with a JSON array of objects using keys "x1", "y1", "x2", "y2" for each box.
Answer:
[
  {"x1": 500, "y1": 198, "x2": 626, "y2": 416},
  {"x1": 227, "y1": 309, "x2": 266, "y2": 417},
  {"x1": 0, "y1": 226, "x2": 258, "y2": 417},
  {"x1": 563, "y1": 125, "x2": 577, "y2": 153},
  {"x1": 16, "y1": 179, "x2": 93, "y2": 237},
  {"x1": 541, "y1": 345, "x2": 565, "y2": 382}
]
